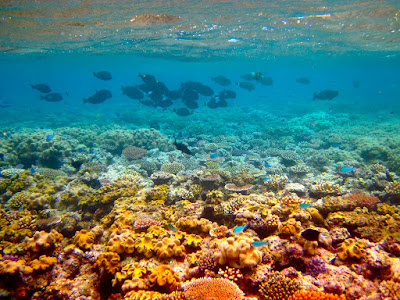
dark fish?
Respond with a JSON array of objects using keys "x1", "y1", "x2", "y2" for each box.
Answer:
[
  {"x1": 167, "y1": 89, "x2": 182, "y2": 100},
  {"x1": 219, "y1": 89, "x2": 236, "y2": 99},
  {"x1": 313, "y1": 90, "x2": 339, "y2": 100},
  {"x1": 173, "y1": 139, "x2": 192, "y2": 155},
  {"x1": 40, "y1": 93, "x2": 63, "y2": 102},
  {"x1": 158, "y1": 98, "x2": 173, "y2": 108},
  {"x1": 241, "y1": 74, "x2": 254, "y2": 81},
  {"x1": 31, "y1": 83, "x2": 51, "y2": 93},
  {"x1": 212, "y1": 75, "x2": 231, "y2": 86},
  {"x1": 296, "y1": 77, "x2": 311, "y2": 85},
  {"x1": 182, "y1": 82, "x2": 214, "y2": 96},
  {"x1": 174, "y1": 108, "x2": 190, "y2": 117},
  {"x1": 93, "y1": 71, "x2": 112, "y2": 80},
  {"x1": 237, "y1": 81, "x2": 255, "y2": 91},
  {"x1": 207, "y1": 96, "x2": 227, "y2": 109},
  {"x1": 0, "y1": 153, "x2": 4, "y2": 161},
  {"x1": 182, "y1": 89, "x2": 199, "y2": 109},
  {"x1": 138, "y1": 73, "x2": 157, "y2": 85},
  {"x1": 121, "y1": 86, "x2": 144, "y2": 99},
  {"x1": 83, "y1": 89, "x2": 112, "y2": 104},
  {"x1": 301, "y1": 228, "x2": 320, "y2": 241}
]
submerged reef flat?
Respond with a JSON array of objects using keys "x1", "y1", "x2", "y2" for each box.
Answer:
[{"x1": 1, "y1": 115, "x2": 400, "y2": 300}]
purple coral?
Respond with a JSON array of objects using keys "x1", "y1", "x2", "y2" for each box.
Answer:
[
  {"x1": 1, "y1": 254, "x2": 18, "y2": 261},
  {"x1": 306, "y1": 257, "x2": 327, "y2": 277}
]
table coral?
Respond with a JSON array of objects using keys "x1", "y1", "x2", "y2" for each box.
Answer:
[
  {"x1": 182, "y1": 277, "x2": 244, "y2": 300},
  {"x1": 212, "y1": 235, "x2": 263, "y2": 268}
]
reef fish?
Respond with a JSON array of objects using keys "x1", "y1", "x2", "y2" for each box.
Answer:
[
  {"x1": 232, "y1": 225, "x2": 247, "y2": 234},
  {"x1": 93, "y1": 71, "x2": 112, "y2": 80},
  {"x1": 299, "y1": 203, "x2": 311, "y2": 209},
  {"x1": 121, "y1": 86, "x2": 144, "y2": 99},
  {"x1": 174, "y1": 108, "x2": 190, "y2": 117},
  {"x1": 46, "y1": 134, "x2": 55, "y2": 142},
  {"x1": 313, "y1": 89, "x2": 339, "y2": 100},
  {"x1": 40, "y1": 93, "x2": 63, "y2": 102},
  {"x1": 251, "y1": 240, "x2": 268, "y2": 247},
  {"x1": 173, "y1": 140, "x2": 192, "y2": 155},
  {"x1": 301, "y1": 228, "x2": 320, "y2": 241},
  {"x1": 0, "y1": 153, "x2": 4, "y2": 161},
  {"x1": 31, "y1": 83, "x2": 51, "y2": 93},
  {"x1": 237, "y1": 81, "x2": 255, "y2": 91},
  {"x1": 296, "y1": 77, "x2": 311, "y2": 85},
  {"x1": 182, "y1": 82, "x2": 214, "y2": 96},
  {"x1": 83, "y1": 90, "x2": 112, "y2": 104},
  {"x1": 138, "y1": 73, "x2": 157, "y2": 85},
  {"x1": 212, "y1": 75, "x2": 231, "y2": 86}
]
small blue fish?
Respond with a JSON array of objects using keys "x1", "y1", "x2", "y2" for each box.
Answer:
[
  {"x1": 265, "y1": 163, "x2": 271, "y2": 168},
  {"x1": 263, "y1": 177, "x2": 270, "y2": 181},
  {"x1": 194, "y1": 109, "x2": 203, "y2": 114},
  {"x1": 30, "y1": 167, "x2": 36, "y2": 174},
  {"x1": 339, "y1": 167, "x2": 355, "y2": 173},
  {"x1": 167, "y1": 223, "x2": 178, "y2": 232},
  {"x1": 299, "y1": 203, "x2": 311, "y2": 209},
  {"x1": 46, "y1": 134, "x2": 55, "y2": 142},
  {"x1": 210, "y1": 153, "x2": 221, "y2": 159},
  {"x1": 232, "y1": 225, "x2": 247, "y2": 234},
  {"x1": 331, "y1": 143, "x2": 341, "y2": 148},
  {"x1": 251, "y1": 240, "x2": 268, "y2": 247}
]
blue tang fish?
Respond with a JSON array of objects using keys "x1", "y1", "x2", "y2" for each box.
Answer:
[
  {"x1": 232, "y1": 225, "x2": 247, "y2": 234},
  {"x1": 210, "y1": 153, "x2": 221, "y2": 159},
  {"x1": 46, "y1": 134, "x2": 55, "y2": 142},
  {"x1": 251, "y1": 240, "x2": 268, "y2": 247}
]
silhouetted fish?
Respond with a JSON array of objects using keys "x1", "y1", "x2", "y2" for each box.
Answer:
[
  {"x1": 182, "y1": 82, "x2": 214, "y2": 96},
  {"x1": 219, "y1": 89, "x2": 236, "y2": 99},
  {"x1": 182, "y1": 89, "x2": 199, "y2": 109},
  {"x1": 138, "y1": 73, "x2": 157, "y2": 85},
  {"x1": 237, "y1": 81, "x2": 255, "y2": 91},
  {"x1": 0, "y1": 153, "x2": 4, "y2": 161},
  {"x1": 31, "y1": 83, "x2": 51, "y2": 93},
  {"x1": 83, "y1": 90, "x2": 112, "y2": 104},
  {"x1": 167, "y1": 89, "x2": 182, "y2": 100},
  {"x1": 259, "y1": 76, "x2": 273, "y2": 86},
  {"x1": 301, "y1": 228, "x2": 320, "y2": 241},
  {"x1": 296, "y1": 77, "x2": 311, "y2": 85},
  {"x1": 40, "y1": 93, "x2": 63, "y2": 102},
  {"x1": 173, "y1": 140, "x2": 192, "y2": 155},
  {"x1": 313, "y1": 89, "x2": 339, "y2": 100},
  {"x1": 121, "y1": 86, "x2": 144, "y2": 99},
  {"x1": 174, "y1": 108, "x2": 190, "y2": 117},
  {"x1": 93, "y1": 71, "x2": 112, "y2": 80},
  {"x1": 212, "y1": 75, "x2": 231, "y2": 86}
]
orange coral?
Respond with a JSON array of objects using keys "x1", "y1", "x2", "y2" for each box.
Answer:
[
  {"x1": 148, "y1": 264, "x2": 180, "y2": 292},
  {"x1": 183, "y1": 277, "x2": 244, "y2": 300},
  {"x1": 154, "y1": 237, "x2": 185, "y2": 260},
  {"x1": 95, "y1": 251, "x2": 120, "y2": 274},
  {"x1": 73, "y1": 229, "x2": 96, "y2": 250},
  {"x1": 24, "y1": 229, "x2": 63, "y2": 252},
  {"x1": 344, "y1": 192, "x2": 380, "y2": 210},
  {"x1": 30, "y1": 255, "x2": 57, "y2": 271},
  {"x1": 0, "y1": 259, "x2": 33, "y2": 275},
  {"x1": 289, "y1": 290, "x2": 346, "y2": 300},
  {"x1": 135, "y1": 234, "x2": 154, "y2": 258}
]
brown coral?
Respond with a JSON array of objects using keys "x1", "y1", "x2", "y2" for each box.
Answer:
[
  {"x1": 259, "y1": 271, "x2": 301, "y2": 300},
  {"x1": 73, "y1": 229, "x2": 96, "y2": 250},
  {"x1": 288, "y1": 290, "x2": 346, "y2": 300},
  {"x1": 122, "y1": 146, "x2": 148, "y2": 160}
]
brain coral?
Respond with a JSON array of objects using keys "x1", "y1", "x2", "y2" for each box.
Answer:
[
  {"x1": 183, "y1": 277, "x2": 244, "y2": 300},
  {"x1": 212, "y1": 235, "x2": 263, "y2": 268}
]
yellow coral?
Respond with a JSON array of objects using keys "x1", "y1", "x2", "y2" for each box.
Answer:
[
  {"x1": 148, "y1": 264, "x2": 180, "y2": 292},
  {"x1": 336, "y1": 238, "x2": 366, "y2": 260},
  {"x1": 183, "y1": 233, "x2": 203, "y2": 248},
  {"x1": 108, "y1": 229, "x2": 136, "y2": 254},
  {"x1": 154, "y1": 237, "x2": 185, "y2": 259},
  {"x1": 135, "y1": 234, "x2": 155, "y2": 258},
  {"x1": 278, "y1": 218, "x2": 302, "y2": 237},
  {"x1": 73, "y1": 229, "x2": 96, "y2": 250},
  {"x1": 30, "y1": 255, "x2": 57, "y2": 271},
  {"x1": 212, "y1": 235, "x2": 263, "y2": 268},
  {"x1": 95, "y1": 251, "x2": 120, "y2": 274}
]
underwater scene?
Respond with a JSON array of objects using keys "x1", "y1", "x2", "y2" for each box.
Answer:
[{"x1": 1, "y1": 0, "x2": 400, "y2": 299}]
